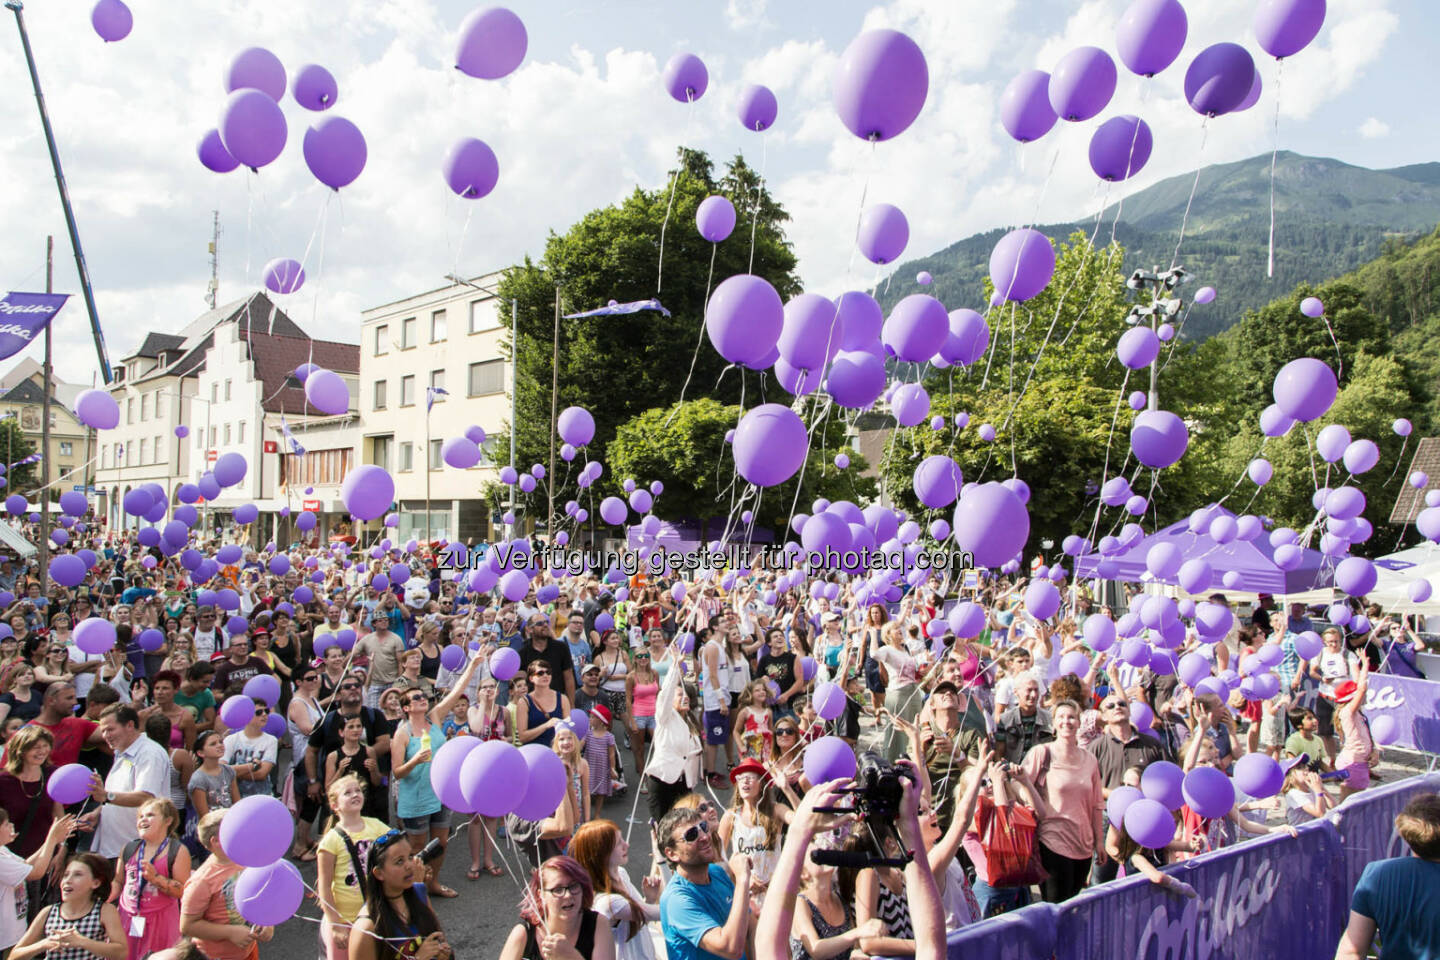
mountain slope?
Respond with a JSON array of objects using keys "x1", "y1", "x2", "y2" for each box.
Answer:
[{"x1": 885, "y1": 152, "x2": 1440, "y2": 340}]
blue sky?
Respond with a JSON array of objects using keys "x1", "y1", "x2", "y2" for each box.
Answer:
[{"x1": 0, "y1": 0, "x2": 1430, "y2": 386}]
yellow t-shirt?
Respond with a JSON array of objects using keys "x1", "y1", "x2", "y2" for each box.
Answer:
[{"x1": 318, "y1": 816, "x2": 389, "y2": 921}]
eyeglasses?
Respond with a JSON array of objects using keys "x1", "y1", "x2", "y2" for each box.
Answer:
[
  {"x1": 675, "y1": 819, "x2": 712, "y2": 844},
  {"x1": 776, "y1": 727, "x2": 798, "y2": 736},
  {"x1": 302, "y1": 674, "x2": 319, "y2": 683},
  {"x1": 695, "y1": 801, "x2": 712, "y2": 814},
  {"x1": 530, "y1": 668, "x2": 551, "y2": 676},
  {"x1": 543, "y1": 882, "x2": 582, "y2": 899},
  {"x1": 407, "y1": 694, "x2": 430, "y2": 704},
  {"x1": 340, "y1": 682, "x2": 361, "y2": 691}
]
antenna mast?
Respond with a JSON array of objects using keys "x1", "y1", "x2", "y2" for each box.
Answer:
[{"x1": 206, "y1": 210, "x2": 220, "y2": 310}]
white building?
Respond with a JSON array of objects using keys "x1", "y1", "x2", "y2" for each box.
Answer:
[{"x1": 358, "y1": 272, "x2": 513, "y2": 544}]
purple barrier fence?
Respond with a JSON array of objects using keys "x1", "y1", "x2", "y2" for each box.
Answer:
[
  {"x1": 1362, "y1": 673, "x2": 1440, "y2": 756},
  {"x1": 943, "y1": 903, "x2": 1057, "y2": 960},
  {"x1": 1051, "y1": 822, "x2": 1346, "y2": 960},
  {"x1": 1329, "y1": 772, "x2": 1440, "y2": 895}
]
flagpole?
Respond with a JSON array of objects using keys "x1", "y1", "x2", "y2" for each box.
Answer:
[{"x1": 38, "y1": 235, "x2": 52, "y2": 591}]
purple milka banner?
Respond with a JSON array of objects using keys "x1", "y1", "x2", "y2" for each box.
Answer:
[
  {"x1": 1053, "y1": 823, "x2": 1346, "y2": 960},
  {"x1": 1329, "y1": 772, "x2": 1440, "y2": 896},
  {"x1": 0, "y1": 292, "x2": 69, "y2": 361},
  {"x1": 1362, "y1": 673, "x2": 1440, "y2": 755},
  {"x1": 944, "y1": 903, "x2": 1057, "y2": 960}
]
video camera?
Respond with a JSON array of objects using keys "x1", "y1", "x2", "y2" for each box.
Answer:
[{"x1": 809, "y1": 752, "x2": 917, "y2": 870}]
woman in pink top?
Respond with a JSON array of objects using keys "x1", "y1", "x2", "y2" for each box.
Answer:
[
  {"x1": 626, "y1": 647, "x2": 659, "y2": 777},
  {"x1": 1020, "y1": 698, "x2": 1104, "y2": 903}
]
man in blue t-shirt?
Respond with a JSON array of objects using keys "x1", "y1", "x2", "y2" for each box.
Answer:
[
  {"x1": 1337, "y1": 792, "x2": 1440, "y2": 960},
  {"x1": 658, "y1": 806, "x2": 752, "y2": 960}
]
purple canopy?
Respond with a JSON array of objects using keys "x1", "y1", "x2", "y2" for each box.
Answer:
[{"x1": 1073, "y1": 507, "x2": 1334, "y2": 595}]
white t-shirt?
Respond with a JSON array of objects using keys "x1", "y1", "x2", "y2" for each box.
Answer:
[
  {"x1": 593, "y1": 871, "x2": 660, "y2": 960},
  {"x1": 1284, "y1": 788, "x2": 1320, "y2": 825},
  {"x1": 223, "y1": 731, "x2": 279, "y2": 772},
  {"x1": 1317, "y1": 649, "x2": 1353, "y2": 696},
  {"x1": 68, "y1": 648, "x2": 106, "y2": 699},
  {"x1": 193, "y1": 628, "x2": 222, "y2": 662},
  {"x1": 95, "y1": 734, "x2": 172, "y2": 858},
  {"x1": 700, "y1": 640, "x2": 731, "y2": 711},
  {"x1": 0, "y1": 846, "x2": 31, "y2": 950}
]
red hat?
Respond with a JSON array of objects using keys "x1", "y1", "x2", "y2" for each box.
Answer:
[
  {"x1": 589, "y1": 704, "x2": 612, "y2": 727},
  {"x1": 1329, "y1": 680, "x2": 1359, "y2": 705},
  {"x1": 729, "y1": 758, "x2": 769, "y2": 784}
]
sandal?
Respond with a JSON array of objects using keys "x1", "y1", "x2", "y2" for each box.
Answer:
[
  {"x1": 466, "y1": 867, "x2": 482, "y2": 881},
  {"x1": 298, "y1": 844, "x2": 318, "y2": 863},
  {"x1": 487, "y1": 865, "x2": 504, "y2": 877},
  {"x1": 430, "y1": 885, "x2": 459, "y2": 899}
]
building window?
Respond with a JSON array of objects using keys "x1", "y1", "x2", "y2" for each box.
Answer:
[
  {"x1": 468, "y1": 359, "x2": 504, "y2": 396},
  {"x1": 139, "y1": 438, "x2": 149, "y2": 463},
  {"x1": 373, "y1": 381, "x2": 387, "y2": 410},
  {"x1": 477, "y1": 438, "x2": 496, "y2": 467},
  {"x1": 401, "y1": 317, "x2": 417, "y2": 349},
  {"x1": 154, "y1": 436, "x2": 162, "y2": 460},
  {"x1": 224, "y1": 380, "x2": 232, "y2": 401},
  {"x1": 140, "y1": 393, "x2": 150, "y2": 421},
  {"x1": 209, "y1": 426, "x2": 217, "y2": 447},
  {"x1": 431, "y1": 310, "x2": 447, "y2": 342},
  {"x1": 469, "y1": 299, "x2": 491, "y2": 334},
  {"x1": 115, "y1": 442, "x2": 123, "y2": 463},
  {"x1": 211, "y1": 383, "x2": 218, "y2": 403},
  {"x1": 238, "y1": 422, "x2": 246, "y2": 443},
  {"x1": 101, "y1": 447, "x2": 108, "y2": 468},
  {"x1": 283, "y1": 447, "x2": 356, "y2": 486},
  {"x1": 224, "y1": 424, "x2": 232, "y2": 444},
  {"x1": 60, "y1": 441, "x2": 73, "y2": 457},
  {"x1": 429, "y1": 369, "x2": 446, "y2": 400},
  {"x1": 155, "y1": 393, "x2": 165, "y2": 418},
  {"x1": 398, "y1": 442, "x2": 414, "y2": 472},
  {"x1": 429, "y1": 439, "x2": 443, "y2": 471},
  {"x1": 372, "y1": 436, "x2": 392, "y2": 472},
  {"x1": 375, "y1": 324, "x2": 389, "y2": 356},
  {"x1": 127, "y1": 397, "x2": 134, "y2": 424},
  {"x1": 400, "y1": 375, "x2": 415, "y2": 407}
]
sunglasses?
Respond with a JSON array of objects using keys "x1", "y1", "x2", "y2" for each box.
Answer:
[
  {"x1": 676, "y1": 819, "x2": 712, "y2": 844},
  {"x1": 253, "y1": 708, "x2": 269, "y2": 716},
  {"x1": 530, "y1": 668, "x2": 551, "y2": 676},
  {"x1": 340, "y1": 682, "x2": 361, "y2": 691},
  {"x1": 1102, "y1": 701, "x2": 1126, "y2": 711},
  {"x1": 407, "y1": 694, "x2": 430, "y2": 704},
  {"x1": 776, "y1": 727, "x2": 799, "y2": 735}
]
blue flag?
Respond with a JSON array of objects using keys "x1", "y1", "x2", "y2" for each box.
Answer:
[
  {"x1": 0, "y1": 292, "x2": 70, "y2": 361},
  {"x1": 563, "y1": 298, "x2": 671, "y2": 319}
]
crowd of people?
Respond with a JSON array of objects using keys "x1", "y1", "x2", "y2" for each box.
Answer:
[{"x1": 0, "y1": 520, "x2": 1435, "y2": 960}]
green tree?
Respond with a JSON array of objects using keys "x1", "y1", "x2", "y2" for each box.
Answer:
[
  {"x1": 0, "y1": 418, "x2": 37, "y2": 492},
  {"x1": 494, "y1": 149, "x2": 801, "y2": 527},
  {"x1": 606, "y1": 398, "x2": 877, "y2": 533}
]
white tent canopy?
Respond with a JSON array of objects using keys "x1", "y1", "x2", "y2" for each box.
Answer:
[
  {"x1": 0, "y1": 521, "x2": 36, "y2": 559},
  {"x1": 1370, "y1": 544, "x2": 1440, "y2": 616}
]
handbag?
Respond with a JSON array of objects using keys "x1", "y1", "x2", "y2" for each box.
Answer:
[{"x1": 976, "y1": 793, "x2": 1049, "y2": 889}]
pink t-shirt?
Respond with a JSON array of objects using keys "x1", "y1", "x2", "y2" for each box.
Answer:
[{"x1": 1021, "y1": 742, "x2": 1104, "y2": 861}]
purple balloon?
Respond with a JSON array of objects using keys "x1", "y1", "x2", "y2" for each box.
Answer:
[
  {"x1": 513, "y1": 745, "x2": 566, "y2": 821},
  {"x1": 1116, "y1": 326, "x2": 1160, "y2": 369},
  {"x1": 836, "y1": 291, "x2": 883, "y2": 349},
  {"x1": 1233, "y1": 753, "x2": 1283, "y2": 799},
  {"x1": 342, "y1": 464, "x2": 394, "y2": 520},
  {"x1": 197, "y1": 129, "x2": 240, "y2": 174},
  {"x1": 737, "y1": 84, "x2": 778, "y2": 131},
  {"x1": 706, "y1": 274, "x2": 783, "y2": 367},
  {"x1": 733, "y1": 404, "x2": 807, "y2": 488},
  {"x1": 1048, "y1": 46, "x2": 1117, "y2": 122},
  {"x1": 989, "y1": 229, "x2": 1056, "y2": 302},
  {"x1": 219, "y1": 89, "x2": 287, "y2": 169},
  {"x1": 998, "y1": 70, "x2": 1057, "y2": 143},
  {"x1": 803, "y1": 736, "x2": 858, "y2": 784},
  {"x1": 91, "y1": 0, "x2": 132, "y2": 42},
  {"x1": 1130, "y1": 409, "x2": 1189, "y2": 469},
  {"x1": 662, "y1": 52, "x2": 708, "y2": 102},
  {"x1": 303, "y1": 116, "x2": 366, "y2": 190},
  {"x1": 891, "y1": 384, "x2": 930, "y2": 427},
  {"x1": 1141, "y1": 760, "x2": 1185, "y2": 810},
  {"x1": 952, "y1": 482, "x2": 1029, "y2": 567},
  {"x1": 226, "y1": 47, "x2": 286, "y2": 101},
  {"x1": 825, "y1": 351, "x2": 886, "y2": 409},
  {"x1": 48, "y1": 764, "x2": 95, "y2": 804},
  {"x1": 1115, "y1": 0, "x2": 1188, "y2": 77},
  {"x1": 1273, "y1": 357, "x2": 1337, "y2": 422},
  {"x1": 1260, "y1": 403, "x2": 1295, "y2": 437},
  {"x1": 1184, "y1": 43, "x2": 1257, "y2": 117},
  {"x1": 1235, "y1": 71, "x2": 1263, "y2": 112},
  {"x1": 1254, "y1": 0, "x2": 1326, "y2": 59},
  {"x1": 1300, "y1": 296, "x2": 1325, "y2": 318},
  {"x1": 262, "y1": 258, "x2": 305, "y2": 295},
  {"x1": 831, "y1": 29, "x2": 928, "y2": 141},
  {"x1": 1124, "y1": 798, "x2": 1177, "y2": 849},
  {"x1": 304, "y1": 369, "x2": 349, "y2": 415},
  {"x1": 557, "y1": 407, "x2": 595, "y2": 446},
  {"x1": 74, "y1": 388, "x2": 119, "y2": 430},
  {"x1": 292, "y1": 63, "x2": 337, "y2": 110},
  {"x1": 696, "y1": 195, "x2": 736, "y2": 243},
  {"x1": 443, "y1": 138, "x2": 499, "y2": 199},
  {"x1": 1088, "y1": 115, "x2": 1153, "y2": 182},
  {"x1": 1182, "y1": 767, "x2": 1234, "y2": 819},
  {"x1": 1195, "y1": 286, "x2": 1217, "y2": 304},
  {"x1": 455, "y1": 6, "x2": 528, "y2": 80},
  {"x1": 461, "y1": 740, "x2": 527, "y2": 817},
  {"x1": 882, "y1": 295, "x2": 948, "y2": 363},
  {"x1": 857, "y1": 203, "x2": 909, "y2": 264},
  {"x1": 778, "y1": 294, "x2": 842, "y2": 372},
  {"x1": 941, "y1": 309, "x2": 989, "y2": 366}
]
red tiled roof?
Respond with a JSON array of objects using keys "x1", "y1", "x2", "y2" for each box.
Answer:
[
  {"x1": 247, "y1": 333, "x2": 360, "y2": 414},
  {"x1": 1389, "y1": 436, "x2": 1440, "y2": 524}
]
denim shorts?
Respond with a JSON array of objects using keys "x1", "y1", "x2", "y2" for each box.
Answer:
[
  {"x1": 633, "y1": 714, "x2": 656, "y2": 731},
  {"x1": 400, "y1": 809, "x2": 449, "y2": 833}
]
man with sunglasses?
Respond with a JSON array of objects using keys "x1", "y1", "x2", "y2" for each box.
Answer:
[
  {"x1": 192, "y1": 605, "x2": 223, "y2": 662},
  {"x1": 1087, "y1": 691, "x2": 1164, "y2": 885},
  {"x1": 304, "y1": 677, "x2": 391, "y2": 806},
  {"x1": 223, "y1": 700, "x2": 278, "y2": 798},
  {"x1": 519, "y1": 615, "x2": 575, "y2": 703},
  {"x1": 658, "y1": 805, "x2": 752, "y2": 960}
]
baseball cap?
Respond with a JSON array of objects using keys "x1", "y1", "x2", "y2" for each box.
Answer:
[
  {"x1": 589, "y1": 704, "x2": 612, "y2": 727},
  {"x1": 581, "y1": 663, "x2": 601, "y2": 676},
  {"x1": 1280, "y1": 753, "x2": 1309, "y2": 775},
  {"x1": 1329, "y1": 680, "x2": 1359, "y2": 705}
]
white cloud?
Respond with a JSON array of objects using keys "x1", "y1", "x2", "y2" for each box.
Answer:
[
  {"x1": 724, "y1": 0, "x2": 770, "y2": 31},
  {"x1": 1358, "y1": 117, "x2": 1390, "y2": 139}
]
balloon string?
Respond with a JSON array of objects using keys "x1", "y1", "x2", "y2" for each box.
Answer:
[
  {"x1": 1169, "y1": 118, "x2": 1210, "y2": 271},
  {"x1": 656, "y1": 91, "x2": 697, "y2": 294},
  {"x1": 1320, "y1": 310, "x2": 1344, "y2": 382},
  {"x1": 1385, "y1": 435, "x2": 1410, "y2": 485},
  {"x1": 1108, "y1": 80, "x2": 1152, "y2": 250},
  {"x1": 666, "y1": 242, "x2": 719, "y2": 428},
  {"x1": 452, "y1": 203, "x2": 477, "y2": 286},
  {"x1": 1081, "y1": 370, "x2": 1131, "y2": 558},
  {"x1": 1267, "y1": 60, "x2": 1285, "y2": 279},
  {"x1": 748, "y1": 134, "x2": 769, "y2": 275}
]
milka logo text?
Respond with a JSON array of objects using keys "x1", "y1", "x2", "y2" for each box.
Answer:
[
  {"x1": 1135, "y1": 859, "x2": 1280, "y2": 959},
  {"x1": 1364, "y1": 686, "x2": 1405, "y2": 711},
  {"x1": 0, "y1": 303, "x2": 55, "y2": 315},
  {"x1": 0, "y1": 324, "x2": 37, "y2": 340}
]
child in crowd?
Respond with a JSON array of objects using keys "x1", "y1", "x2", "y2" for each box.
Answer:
[
  {"x1": 1282, "y1": 760, "x2": 1335, "y2": 825},
  {"x1": 731, "y1": 680, "x2": 774, "y2": 761},
  {"x1": 11, "y1": 854, "x2": 126, "y2": 960},
  {"x1": 180, "y1": 811, "x2": 273, "y2": 960},
  {"x1": 0, "y1": 810, "x2": 76, "y2": 956},
  {"x1": 794, "y1": 697, "x2": 824, "y2": 744},
  {"x1": 554, "y1": 725, "x2": 591, "y2": 824},
  {"x1": 316, "y1": 775, "x2": 389, "y2": 960},
  {"x1": 1284, "y1": 707, "x2": 1328, "y2": 769},
  {"x1": 325, "y1": 715, "x2": 384, "y2": 819},
  {"x1": 115, "y1": 798, "x2": 190, "y2": 960},
  {"x1": 585, "y1": 705, "x2": 619, "y2": 819},
  {"x1": 222, "y1": 703, "x2": 277, "y2": 798}
]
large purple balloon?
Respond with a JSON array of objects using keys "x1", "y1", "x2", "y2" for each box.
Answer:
[
  {"x1": 443, "y1": 138, "x2": 499, "y2": 199},
  {"x1": 999, "y1": 70, "x2": 1057, "y2": 143},
  {"x1": 891, "y1": 384, "x2": 930, "y2": 428},
  {"x1": 226, "y1": 47, "x2": 286, "y2": 101},
  {"x1": 882, "y1": 295, "x2": 948, "y2": 363},
  {"x1": 48, "y1": 764, "x2": 95, "y2": 804},
  {"x1": 213, "y1": 452, "x2": 247, "y2": 487},
  {"x1": 342, "y1": 465, "x2": 394, "y2": 521},
  {"x1": 91, "y1": 0, "x2": 132, "y2": 42},
  {"x1": 304, "y1": 369, "x2": 349, "y2": 415},
  {"x1": 262, "y1": 258, "x2": 305, "y2": 295},
  {"x1": 1254, "y1": 0, "x2": 1326, "y2": 59},
  {"x1": 942, "y1": 310, "x2": 990, "y2": 366},
  {"x1": 737, "y1": 84, "x2": 777, "y2": 131},
  {"x1": 832, "y1": 29, "x2": 928, "y2": 141},
  {"x1": 219, "y1": 89, "x2": 287, "y2": 169},
  {"x1": 778, "y1": 294, "x2": 842, "y2": 372},
  {"x1": 1182, "y1": 767, "x2": 1234, "y2": 819},
  {"x1": 196, "y1": 129, "x2": 239, "y2": 174},
  {"x1": 803, "y1": 736, "x2": 858, "y2": 784},
  {"x1": 50, "y1": 554, "x2": 86, "y2": 588},
  {"x1": 557, "y1": 407, "x2": 595, "y2": 446},
  {"x1": 663, "y1": 52, "x2": 708, "y2": 102},
  {"x1": 1130, "y1": 409, "x2": 1189, "y2": 469},
  {"x1": 1233, "y1": 753, "x2": 1283, "y2": 799},
  {"x1": 989, "y1": 229, "x2": 1055, "y2": 302},
  {"x1": 514, "y1": 745, "x2": 566, "y2": 821},
  {"x1": 913, "y1": 455, "x2": 963, "y2": 509},
  {"x1": 292, "y1": 64, "x2": 337, "y2": 111},
  {"x1": 696, "y1": 195, "x2": 736, "y2": 243},
  {"x1": 456, "y1": 6, "x2": 528, "y2": 80},
  {"x1": 461, "y1": 740, "x2": 527, "y2": 816},
  {"x1": 1115, "y1": 0, "x2": 1188, "y2": 77},
  {"x1": 1123, "y1": 797, "x2": 1176, "y2": 849},
  {"x1": 303, "y1": 116, "x2": 366, "y2": 190},
  {"x1": 1048, "y1": 47, "x2": 1117, "y2": 122},
  {"x1": 220, "y1": 795, "x2": 291, "y2": 866},
  {"x1": 952, "y1": 482, "x2": 1029, "y2": 567},
  {"x1": 826, "y1": 351, "x2": 886, "y2": 409},
  {"x1": 706, "y1": 274, "x2": 783, "y2": 367},
  {"x1": 1236, "y1": 71, "x2": 1263, "y2": 112},
  {"x1": 1272, "y1": 357, "x2": 1337, "y2": 422},
  {"x1": 857, "y1": 204, "x2": 909, "y2": 264},
  {"x1": 1116, "y1": 326, "x2": 1160, "y2": 369},
  {"x1": 1184, "y1": 43, "x2": 1257, "y2": 117},
  {"x1": 733, "y1": 404, "x2": 807, "y2": 488},
  {"x1": 836, "y1": 292, "x2": 883, "y2": 349},
  {"x1": 74, "y1": 389, "x2": 119, "y2": 429},
  {"x1": 1088, "y1": 115, "x2": 1153, "y2": 182}
]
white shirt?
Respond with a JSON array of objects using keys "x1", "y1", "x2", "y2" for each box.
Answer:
[
  {"x1": 68, "y1": 649, "x2": 106, "y2": 699},
  {"x1": 644, "y1": 653, "x2": 701, "y2": 788},
  {"x1": 95, "y1": 733, "x2": 172, "y2": 858},
  {"x1": 0, "y1": 847, "x2": 31, "y2": 950},
  {"x1": 193, "y1": 628, "x2": 222, "y2": 662},
  {"x1": 594, "y1": 871, "x2": 659, "y2": 960}
]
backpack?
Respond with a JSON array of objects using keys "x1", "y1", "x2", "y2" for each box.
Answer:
[{"x1": 121, "y1": 836, "x2": 180, "y2": 877}]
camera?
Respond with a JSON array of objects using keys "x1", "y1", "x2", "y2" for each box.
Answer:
[
  {"x1": 852, "y1": 752, "x2": 913, "y2": 821},
  {"x1": 809, "y1": 752, "x2": 916, "y2": 870},
  {"x1": 416, "y1": 838, "x2": 444, "y2": 865}
]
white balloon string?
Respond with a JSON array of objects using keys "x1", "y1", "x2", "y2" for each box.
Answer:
[
  {"x1": 656, "y1": 91, "x2": 697, "y2": 294},
  {"x1": 666, "y1": 242, "x2": 719, "y2": 428},
  {"x1": 452, "y1": 203, "x2": 477, "y2": 286},
  {"x1": 1385, "y1": 436, "x2": 1410, "y2": 485},
  {"x1": 1169, "y1": 118, "x2": 1210, "y2": 271},
  {"x1": 748, "y1": 133, "x2": 769, "y2": 275},
  {"x1": 1267, "y1": 59, "x2": 1285, "y2": 279}
]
